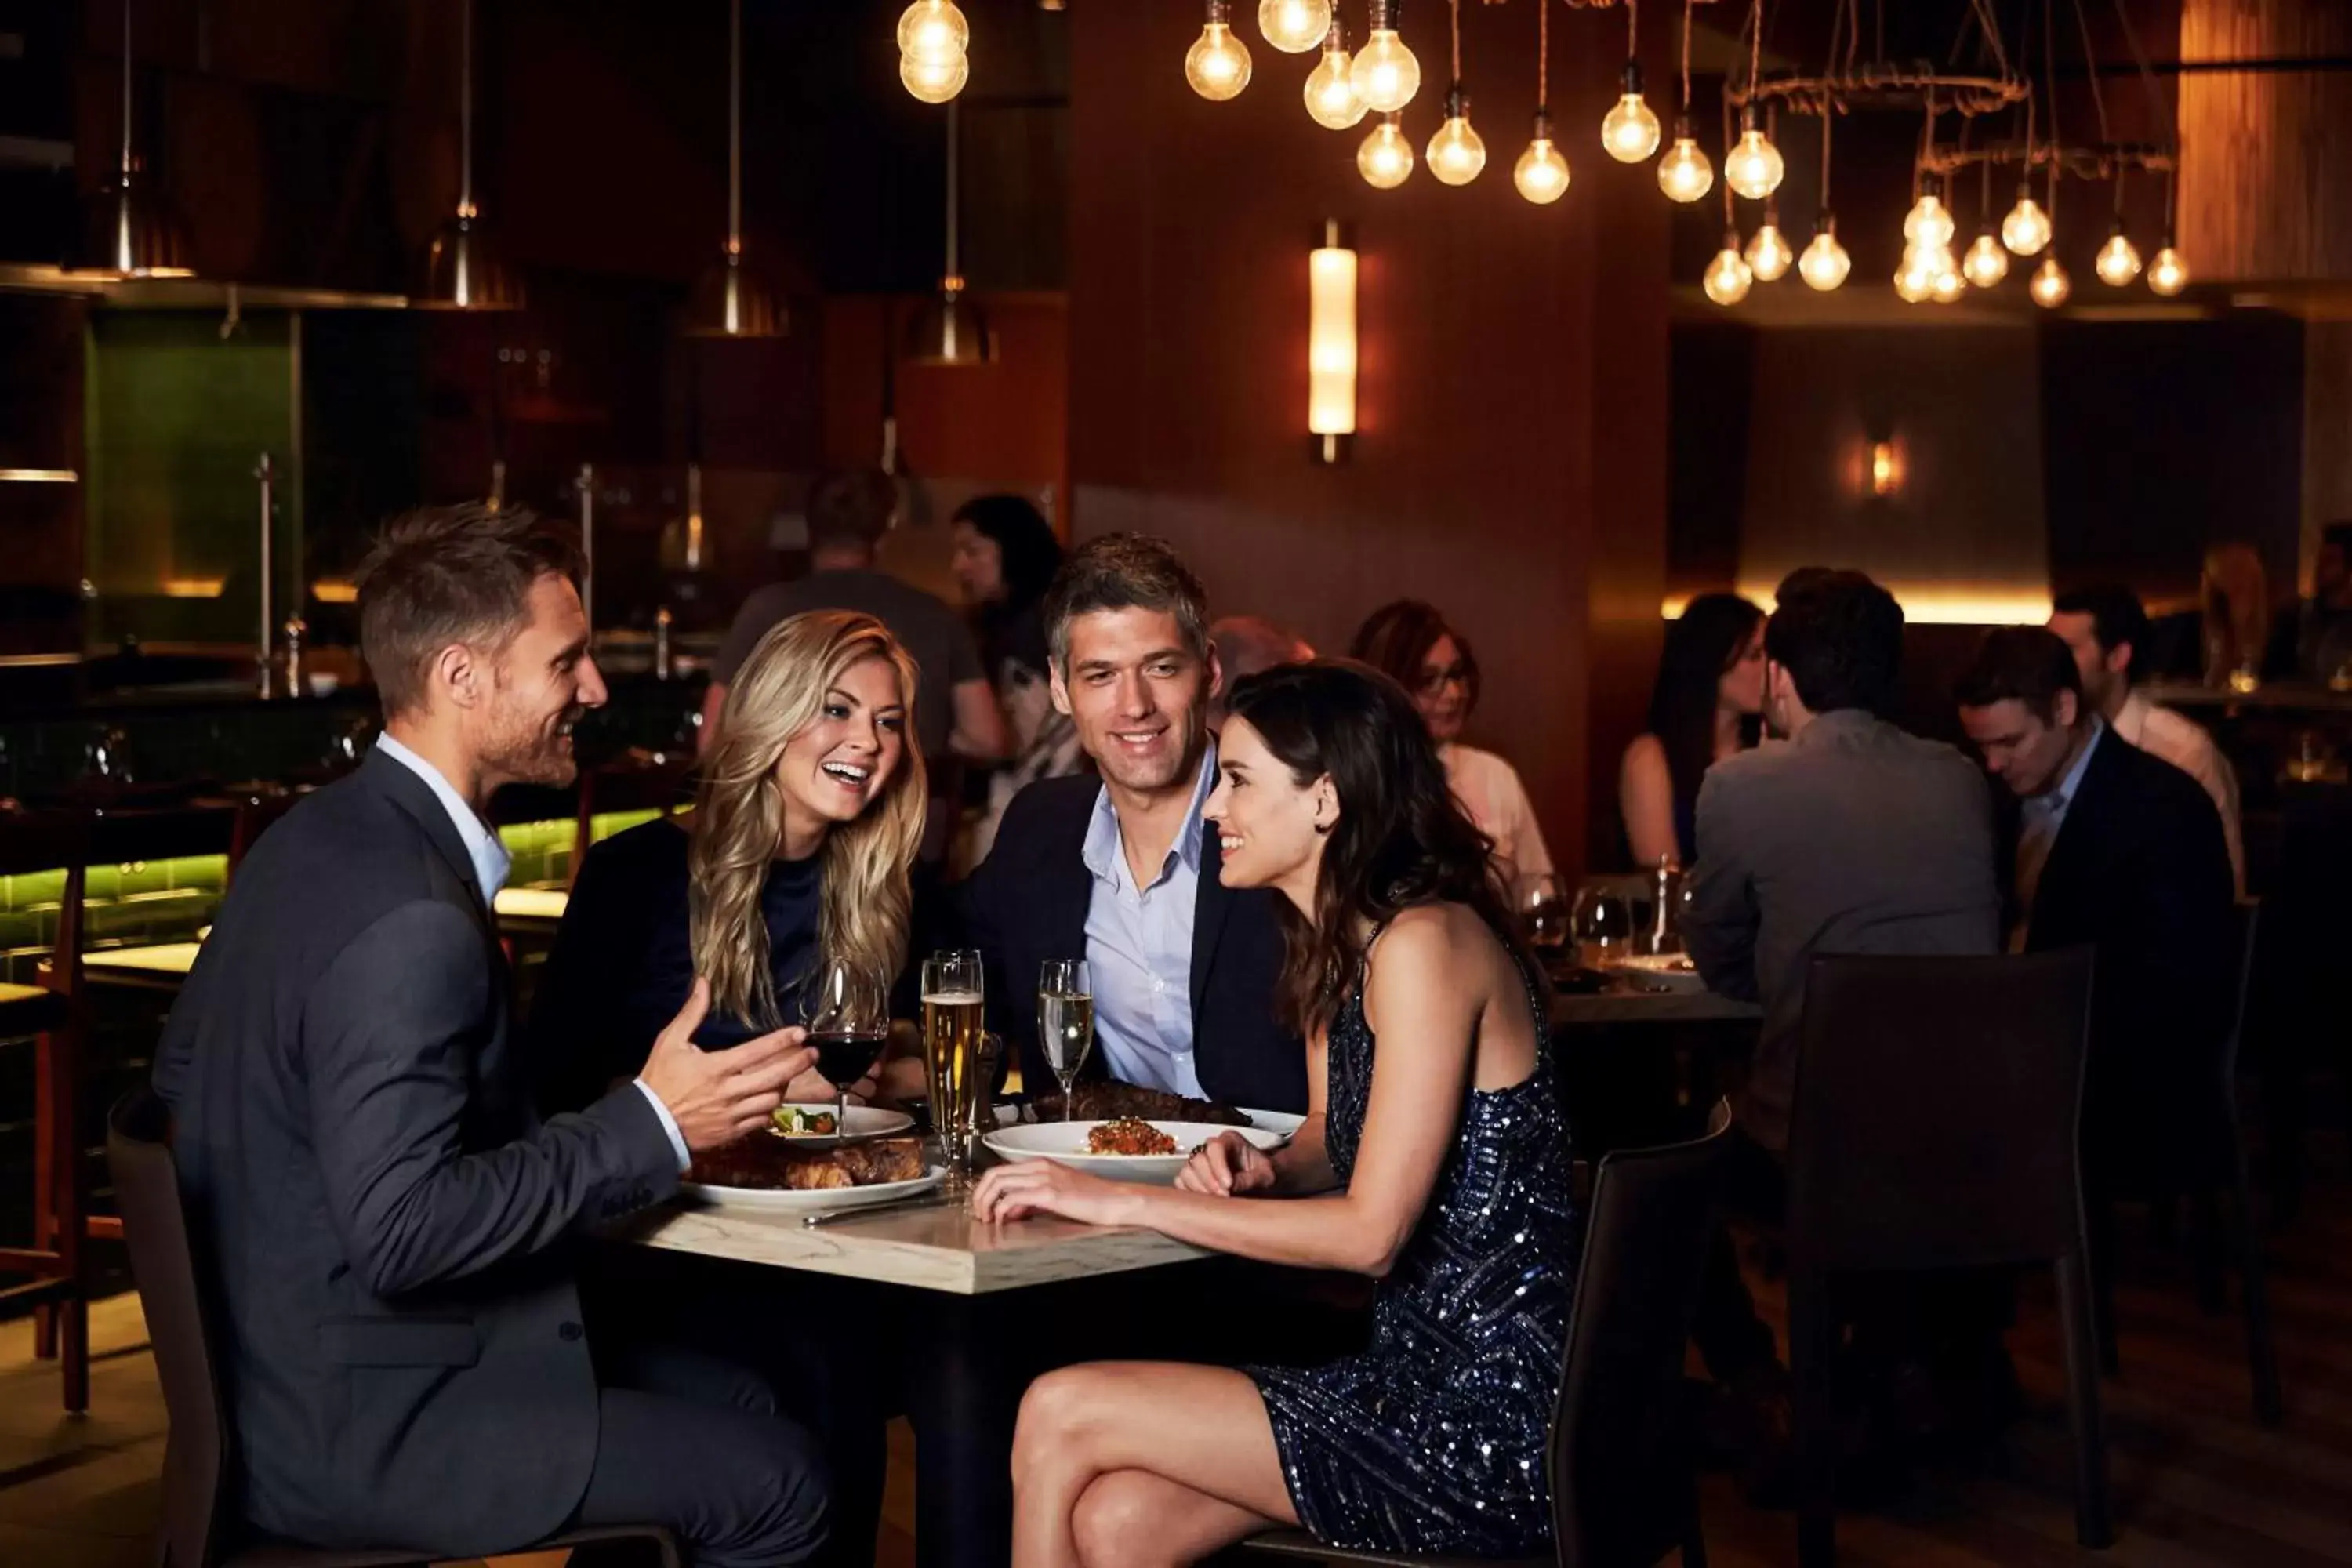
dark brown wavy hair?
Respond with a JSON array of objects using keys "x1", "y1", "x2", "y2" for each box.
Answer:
[{"x1": 1225, "y1": 659, "x2": 1530, "y2": 1037}]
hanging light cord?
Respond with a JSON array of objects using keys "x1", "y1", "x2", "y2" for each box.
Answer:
[
  {"x1": 1449, "y1": 0, "x2": 1462, "y2": 89},
  {"x1": 2042, "y1": 0, "x2": 2060, "y2": 216},
  {"x1": 1819, "y1": 96, "x2": 1834, "y2": 209},
  {"x1": 1720, "y1": 94, "x2": 1737, "y2": 227},
  {"x1": 119, "y1": 0, "x2": 135, "y2": 182},
  {"x1": 1745, "y1": 0, "x2": 1763, "y2": 101},
  {"x1": 2071, "y1": 0, "x2": 2111, "y2": 151},
  {"x1": 459, "y1": 0, "x2": 476, "y2": 218},
  {"x1": 726, "y1": 0, "x2": 742, "y2": 255},
  {"x1": 1536, "y1": 0, "x2": 1548, "y2": 114},
  {"x1": 945, "y1": 100, "x2": 961, "y2": 282},
  {"x1": 1626, "y1": 0, "x2": 1639, "y2": 65},
  {"x1": 1679, "y1": 0, "x2": 1695, "y2": 109}
]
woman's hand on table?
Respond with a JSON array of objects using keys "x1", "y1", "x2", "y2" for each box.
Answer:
[
  {"x1": 1176, "y1": 1131, "x2": 1279, "y2": 1196},
  {"x1": 971, "y1": 1159, "x2": 1145, "y2": 1228}
]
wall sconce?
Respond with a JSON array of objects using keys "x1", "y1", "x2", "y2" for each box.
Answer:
[
  {"x1": 1309, "y1": 220, "x2": 1357, "y2": 463},
  {"x1": 1868, "y1": 439, "x2": 1904, "y2": 497}
]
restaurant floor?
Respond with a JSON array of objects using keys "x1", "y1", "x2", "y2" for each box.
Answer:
[{"x1": 5, "y1": 1134, "x2": 2349, "y2": 1568}]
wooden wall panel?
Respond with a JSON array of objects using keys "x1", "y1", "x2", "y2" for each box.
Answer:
[{"x1": 2179, "y1": 0, "x2": 2352, "y2": 281}]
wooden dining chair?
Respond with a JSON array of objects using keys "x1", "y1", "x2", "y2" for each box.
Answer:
[
  {"x1": 107, "y1": 1088, "x2": 683, "y2": 1568},
  {"x1": 1784, "y1": 949, "x2": 2109, "y2": 1568},
  {"x1": 1244, "y1": 1102, "x2": 1734, "y2": 1568}
]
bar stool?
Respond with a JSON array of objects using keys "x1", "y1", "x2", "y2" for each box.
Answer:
[{"x1": 0, "y1": 811, "x2": 94, "y2": 1411}]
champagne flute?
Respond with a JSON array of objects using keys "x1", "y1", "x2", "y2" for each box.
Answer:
[
  {"x1": 921, "y1": 951, "x2": 985, "y2": 1189},
  {"x1": 1038, "y1": 959, "x2": 1094, "y2": 1120},
  {"x1": 799, "y1": 959, "x2": 887, "y2": 1135}
]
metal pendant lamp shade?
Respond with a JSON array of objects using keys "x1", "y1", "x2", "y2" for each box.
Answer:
[
  {"x1": 416, "y1": 0, "x2": 522, "y2": 310},
  {"x1": 903, "y1": 102, "x2": 996, "y2": 366},
  {"x1": 685, "y1": 0, "x2": 787, "y2": 337},
  {"x1": 78, "y1": 0, "x2": 194, "y2": 278}
]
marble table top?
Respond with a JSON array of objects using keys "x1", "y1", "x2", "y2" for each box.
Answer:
[{"x1": 616, "y1": 1192, "x2": 1209, "y2": 1295}]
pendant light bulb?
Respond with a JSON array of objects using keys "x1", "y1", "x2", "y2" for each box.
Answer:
[
  {"x1": 1359, "y1": 113, "x2": 1416, "y2": 189},
  {"x1": 1602, "y1": 62, "x2": 1661, "y2": 163},
  {"x1": 2002, "y1": 187, "x2": 2053, "y2": 256},
  {"x1": 1704, "y1": 238, "x2": 1754, "y2": 306},
  {"x1": 1259, "y1": 0, "x2": 1333, "y2": 53},
  {"x1": 1513, "y1": 114, "x2": 1570, "y2": 205},
  {"x1": 901, "y1": 48, "x2": 971, "y2": 103},
  {"x1": 1894, "y1": 245, "x2": 1942, "y2": 304},
  {"x1": 1427, "y1": 89, "x2": 1486, "y2": 187},
  {"x1": 1962, "y1": 232, "x2": 2009, "y2": 288},
  {"x1": 2147, "y1": 243, "x2": 2190, "y2": 297},
  {"x1": 1657, "y1": 120, "x2": 1713, "y2": 203},
  {"x1": 1745, "y1": 220, "x2": 1794, "y2": 282},
  {"x1": 2030, "y1": 255, "x2": 2071, "y2": 308},
  {"x1": 1305, "y1": 34, "x2": 1367, "y2": 129},
  {"x1": 1798, "y1": 216, "x2": 1851, "y2": 292},
  {"x1": 1724, "y1": 112, "x2": 1784, "y2": 201},
  {"x1": 1349, "y1": 9, "x2": 1421, "y2": 114},
  {"x1": 1931, "y1": 258, "x2": 1967, "y2": 303},
  {"x1": 1186, "y1": 6, "x2": 1253, "y2": 100},
  {"x1": 898, "y1": 1, "x2": 970, "y2": 61},
  {"x1": 2095, "y1": 224, "x2": 2143, "y2": 286},
  {"x1": 1903, "y1": 192, "x2": 1956, "y2": 249}
]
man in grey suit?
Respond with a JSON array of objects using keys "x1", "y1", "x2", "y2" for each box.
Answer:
[
  {"x1": 1679, "y1": 570, "x2": 2002, "y2": 1464},
  {"x1": 154, "y1": 506, "x2": 829, "y2": 1564}
]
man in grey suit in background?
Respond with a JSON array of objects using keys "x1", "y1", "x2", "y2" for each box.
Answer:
[
  {"x1": 154, "y1": 506, "x2": 829, "y2": 1564},
  {"x1": 1677, "y1": 569, "x2": 2002, "y2": 1474}
]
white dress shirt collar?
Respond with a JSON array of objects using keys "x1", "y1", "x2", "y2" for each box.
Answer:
[{"x1": 373, "y1": 731, "x2": 513, "y2": 899}]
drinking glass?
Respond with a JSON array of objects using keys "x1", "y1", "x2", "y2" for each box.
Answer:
[
  {"x1": 1037, "y1": 959, "x2": 1094, "y2": 1119},
  {"x1": 798, "y1": 959, "x2": 887, "y2": 1135},
  {"x1": 1521, "y1": 874, "x2": 1570, "y2": 956},
  {"x1": 1571, "y1": 884, "x2": 1635, "y2": 970},
  {"x1": 921, "y1": 951, "x2": 986, "y2": 1188}
]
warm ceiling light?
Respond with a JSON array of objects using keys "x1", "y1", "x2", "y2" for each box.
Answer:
[
  {"x1": 1798, "y1": 216, "x2": 1851, "y2": 291},
  {"x1": 898, "y1": 0, "x2": 970, "y2": 61},
  {"x1": 1602, "y1": 60, "x2": 1661, "y2": 163},
  {"x1": 417, "y1": 0, "x2": 521, "y2": 309},
  {"x1": 1350, "y1": 0, "x2": 1421, "y2": 114},
  {"x1": 1745, "y1": 220, "x2": 1793, "y2": 282},
  {"x1": 1308, "y1": 220, "x2": 1356, "y2": 463},
  {"x1": 1657, "y1": 119, "x2": 1714, "y2": 202},
  {"x1": 2001, "y1": 187, "x2": 2052, "y2": 256},
  {"x1": 1304, "y1": 24, "x2": 1367, "y2": 129},
  {"x1": 2147, "y1": 242, "x2": 2190, "y2": 296},
  {"x1": 1903, "y1": 192, "x2": 1956, "y2": 249},
  {"x1": 1723, "y1": 110, "x2": 1784, "y2": 201},
  {"x1": 1186, "y1": 1, "x2": 1254, "y2": 100},
  {"x1": 1427, "y1": 89, "x2": 1487, "y2": 186},
  {"x1": 1869, "y1": 441, "x2": 1903, "y2": 496},
  {"x1": 1962, "y1": 232, "x2": 2009, "y2": 288},
  {"x1": 2095, "y1": 223, "x2": 2143, "y2": 287},
  {"x1": 685, "y1": 0, "x2": 786, "y2": 339},
  {"x1": 1514, "y1": 114, "x2": 1570, "y2": 205},
  {"x1": 1704, "y1": 236, "x2": 1753, "y2": 306},
  {"x1": 1259, "y1": 0, "x2": 1332, "y2": 54},
  {"x1": 906, "y1": 104, "x2": 996, "y2": 365},
  {"x1": 1359, "y1": 113, "x2": 1415, "y2": 188},
  {"x1": 2030, "y1": 255, "x2": 2072, "y2": 308}
]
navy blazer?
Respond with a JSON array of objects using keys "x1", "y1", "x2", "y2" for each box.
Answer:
[
  {"x1": 959, "y1": 773, "x2": 1308, "y2": 1113},
  {"x1": 152, "y1": 750, "x2": 678, "y2": 1556}
]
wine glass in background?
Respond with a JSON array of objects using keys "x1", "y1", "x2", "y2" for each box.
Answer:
[
  {"x1": 1521, "y1": 874, "x2": 1570, "y2": 957},
  {"x1": 1038, "y1": 959, "x2": 1094, "y2": 1120},
  {"x1": 1571, "y1": 883, "x2": 1635, "y2": 970},
  {"x1": 799, "y1": 958, "x2": 887, "y2": 1134}
]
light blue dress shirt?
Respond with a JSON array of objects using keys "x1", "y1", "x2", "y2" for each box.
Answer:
[
  {"x1": 1081, "y1": 746, "x2": 1217, "y2": 1101},
  {"x1": 2013, "y1": 718, "x2": 2104, "y2": 947},
  {"x1": 373, "y1": 734, "x2": 691, "y2": 1171}
]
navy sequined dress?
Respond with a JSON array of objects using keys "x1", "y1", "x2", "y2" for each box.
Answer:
[{"x1": 1249, "y1": 939, "x2": 1581, "y2": 1558}]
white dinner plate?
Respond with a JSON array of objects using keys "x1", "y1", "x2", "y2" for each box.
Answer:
[
  {"x1": 768, "y1": 1105, "x2": 916, "y2": 1151},
  {"x1": 982, "y1": 1120, "x2": 1287, "y2": 1185},
  {"x1": 1238, "y1": 1108, "x2": 1306, "y2": 1144},
  {"x1": 681, "y1": 1164, "x2": 946, "y2": 1214}
]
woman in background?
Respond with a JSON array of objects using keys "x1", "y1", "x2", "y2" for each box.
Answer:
[
  {"x1": 1350, "y1": 599, "x2": 1553, "y2": 895},
  {"x1": 1618, "y1": 593, "x2": 1766, "y2": 869},
  {"x1": 949, "y1": 495, "x2": 1085, "y2": 865}
]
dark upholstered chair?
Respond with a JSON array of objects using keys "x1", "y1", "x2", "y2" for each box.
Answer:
[
  {"x1": 107, "y1": 1089, "x2": 681, "y2": 1568},
  {"x1": 1244, "y1": 1101, "x2": 1735, "y2": 1568}
]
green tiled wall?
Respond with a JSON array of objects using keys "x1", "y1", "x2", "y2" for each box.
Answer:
[
  {"x1": 499, "y1": 808, "x2": 666, "y2": 887},
  {"x1": 0, "y1": 853, "x2": 228, "y2": 985}
]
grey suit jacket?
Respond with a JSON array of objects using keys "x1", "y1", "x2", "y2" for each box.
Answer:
[
  {"x1": 1682, "y1": 710, "x2": 2002, "y2": 1151},
  {"x1": 152, "y1": 749, "x2": 680, "y2": 1556}
]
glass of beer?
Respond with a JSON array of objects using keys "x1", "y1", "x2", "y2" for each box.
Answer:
[
  {"x1": 921, "y1": 951, "x2": 986, "y2": 1188},
  {"x1": 1038, "y1": 959, "x2": 1094, "y2": 1120}
]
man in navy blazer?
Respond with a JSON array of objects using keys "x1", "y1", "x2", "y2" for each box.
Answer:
[{"x1": 962, "y1": 533, "x2": 1307, "y2": 1117}]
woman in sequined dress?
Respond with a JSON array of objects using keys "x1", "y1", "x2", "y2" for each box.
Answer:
[{"x1": 971, "y1": 660, "x2": 1581, "y2": 1566}]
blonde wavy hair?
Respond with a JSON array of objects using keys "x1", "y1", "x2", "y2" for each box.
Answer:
[{"x1": 689, "y1": 611, "x2": 928, "y2": 1028}]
